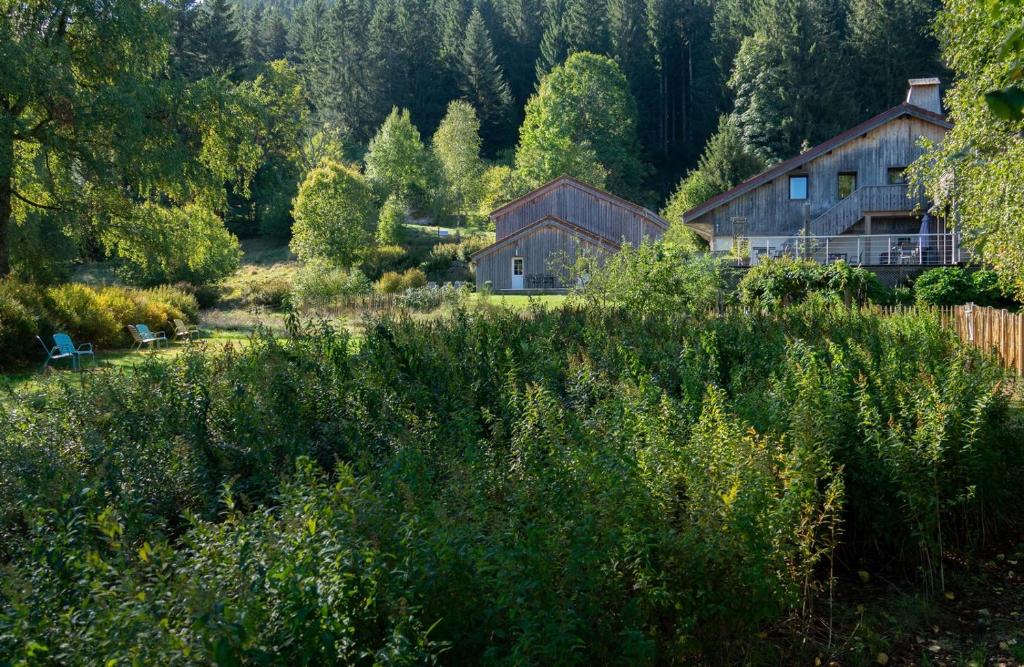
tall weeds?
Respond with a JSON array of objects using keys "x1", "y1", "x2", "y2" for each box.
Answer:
[{"x1": 0, "y1": 300, "x2": 1019, "y2": 664}]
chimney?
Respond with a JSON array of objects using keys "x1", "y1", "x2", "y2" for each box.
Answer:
[{"x1": 906, "y1": 78, "x2": 943, "y2": 115}]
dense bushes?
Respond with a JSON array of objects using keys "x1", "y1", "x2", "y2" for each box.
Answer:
[
  {"x1": 0, "y1": 280, "x2": 198, "y2": 368},
  {"x1": 292, "y1": 260, "x2": 372, "y2": 307},
  {"x1": 738, "y1": 258, "x2": 886, "y2": 306},
  {"x1": 1, "y1": 301, "x2": 1018, "y2": 663},
  {"x1": 375, "y1": 268, "x2": 427, "y2": 294},
  {"x1": 914, "y1": 267, "x2": 1011, "y2": 307}
]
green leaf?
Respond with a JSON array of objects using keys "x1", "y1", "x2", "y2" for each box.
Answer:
[{"x1": 984, "y1": 87, "x2": 1024, "y2": 121}]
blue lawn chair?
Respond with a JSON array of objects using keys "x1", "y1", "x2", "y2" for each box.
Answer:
[
  {"x1": 39, "y1": 333, "x2": 94, "y2": 372},
  {"x1": 134, "y1": 324, "x2": 167, "y2": 350}
]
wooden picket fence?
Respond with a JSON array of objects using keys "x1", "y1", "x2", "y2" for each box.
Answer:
[{"x1": 876, "y1": 303, "x2": 1024, "y2": 375}]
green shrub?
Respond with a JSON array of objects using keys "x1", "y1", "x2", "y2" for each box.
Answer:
[
  {"x1": 111, "y1": 202, "x2": 242, "y2": 287},
  {"x1": 360, "y1": 244, "x2": 410, "y2": 279},
  {"x1": 738, "y1": 258, "x2": 886, "y2": 306},
  {"x1": 146, "y1": 285, "x2": 200, "y2": 322},
  {"x1": 374, "y1": 271, "x2": 405, "y2": 294},
  {"x1": 376, "y1": 194, "x2": 406, "y2": 245},
  {"x1": 242, "y1": 276, "x2": 293, "y2": 309},
  {"x1": 373, "y1": 267, "x2": 427, "y2": 294},
  {"x1": 47, "y1": 283, "x2": 122, "y2": 347},
  {"x1": 292, "y1": 260, "x2": 372, "y2": 307},
  {"x1": 420, "y1": 241, "x2": 460, "y2": 275},
  {"x1": 914, "y1": 266, "x2": 974, "y2": 306},
  {"x1": 0, "y1": 280, "x2": 54, "y2": 368}
]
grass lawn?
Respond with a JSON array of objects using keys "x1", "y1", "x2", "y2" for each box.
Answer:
[
  {"x1": 0, "y1": 330, "x2": 253, "y2": 397},
  {"x1": 477, "y1": 293, "x2": 567, "y2": 309}
]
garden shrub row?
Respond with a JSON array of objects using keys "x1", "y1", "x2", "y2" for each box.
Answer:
[
  {"x1": 0, "y1": 280, "x2": 198, "y2": 368},
  {"x1": 0, "y1": 300, "x2": 1018, "y2": 663}
]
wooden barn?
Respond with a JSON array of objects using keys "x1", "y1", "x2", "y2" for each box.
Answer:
[
  {"x1": 684, "y1": 79, "x2": 960, "y2": 269},
  {"x1": 472, "y1": 176, "x2": 668, "y2": 292}
]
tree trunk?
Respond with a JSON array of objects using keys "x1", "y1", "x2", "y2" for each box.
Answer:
[{"x1": 0, "y1": 122, "x2": 12, "y2": 278}]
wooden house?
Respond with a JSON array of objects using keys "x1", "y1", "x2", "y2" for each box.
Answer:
[
  {"x1": 684, "y1": 79, "x2": 959, "y2": 268},
  {"x1": 472, "y1": 176, "x2": 668, "y2": 292}
]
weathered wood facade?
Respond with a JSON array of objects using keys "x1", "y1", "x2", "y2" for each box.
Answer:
[
  {"x1": 684, "y1": 79, "x2": 953, "y2": 264},
  {"x1": 473, "y1": 176, "x2": 667, "y2": 291}
]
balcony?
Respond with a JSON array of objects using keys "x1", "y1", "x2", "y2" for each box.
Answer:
[{"x1": 724, "y1": 233, "x2": 962, "y2": 267}]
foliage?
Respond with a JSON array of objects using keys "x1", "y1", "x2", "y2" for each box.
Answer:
[
  {"x1": 361, "y1": 244, "x2": 413, "y2": 280},
  {"x1": 375, "y1": 268, "x2": 428, "y2": 294},
  {"x1": 738, "y1": 258, "x2": 887, "y2": 307},
  {"x1": 981, "y1": 0, "x2": 1024, "y2": 120},
  {"x1": 242, "y1": 276, "x2": 293, "y2": 309},
  {"x1": 661, "y1": 170, "x2": 719, "y2": 226},
  {"x1": 478, "y1": 165, "x2": 527, "y2": 219},
  {"x1": 663, "y1": 116, "x2": 766, "y2": 224},
  {"x1": 0, "y1": 301, "x2": 1017, "y2": 662},
  {"x1": 0, "y1": 280, "x2": 195, "y2": 365},
  {"x1": 458, "y1": 7, "x2": 514, "y2": 148},
  {"x1": 109, "y1": 203, "x2": 242, "y2": 287},
  {"x1": 908, "y1": 0, "x2": 1024, "y2": 300},
  {"x1": 364, "y1": 108, "x2": 432, "y2": 209},
  {"x1": 290, "y1": 159, "x2": 379, "y2": 267},
  {"x1": 377, "y1": 195, "x2": 406, "y2": 245},
  {"x1": 570, "y1": 239, "x2": 723, "y2": 317},
  {"x1": 515, "y1": 52, "x2": 644, "y2": 199},
  {"x1": 239, "y1": 60, "x2": 308, "y2": 239},
  {"x1": 398, "y1": 283, "x2": 471, "y2": 311},
  {"x1": 8, "y1": 211, "x2": 79, "y2": 285},
  {"x1": 1, "y1": 0, "x2": 262, "y2": 277},
  {"x1": 432, "y1": 101, "x2": 486, "y2": 224},
  {"x1": 0, "y1": 280, "x2": 54, "y2": 368},
  {"x1": 292, "y1": 260, "x2": 372, "y2": 308},
  {"x1": 913, "y1": 267, "x2": 1012, "y2": 307}
]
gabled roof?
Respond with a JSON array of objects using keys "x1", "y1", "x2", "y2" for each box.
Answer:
[
  {"x1": 490, "y1": 175, "x2": 669, "y2": 230},
  {"x1": 471, "y1": 215, "x2": 622, "y2": 262},
  {"x1": 683, "y1": 103, "x2": 952, "y2": 224}
]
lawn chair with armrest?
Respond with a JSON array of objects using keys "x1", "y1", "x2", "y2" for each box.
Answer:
[
  {"x1": 38, "y1": 335, "x2": 74, "y2": 373},
  {"x1": 41, "y1": 333, "x2": 94, "y2": 372},
  {"x1": 173, "y1": 318, "x2": 199, "y2": 342},
  {"x1": 128, "y1": 324, "x2": 167, "y2": 351}
]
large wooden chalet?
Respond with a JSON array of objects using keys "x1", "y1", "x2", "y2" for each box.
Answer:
[
  {"x1": 684, "y1": 79, "x2": 959, "y2": 270},
  {"x1": 472, "y1": 176, "x2": 668, "y2": 292}
]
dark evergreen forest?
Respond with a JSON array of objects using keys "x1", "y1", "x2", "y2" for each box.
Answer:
[{"x1": 212, "y1": 0, "x2": 944, "y2": 196}]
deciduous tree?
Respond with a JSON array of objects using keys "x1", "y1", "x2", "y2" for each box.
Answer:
[
  {"x1": 291, "y1": 160, "x2": 378, "y2": 266},
  {"x1": 515, "y1": 52, "x2": 645, "y2": 199}
]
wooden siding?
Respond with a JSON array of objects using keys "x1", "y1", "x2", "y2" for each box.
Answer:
[
  {"x1": 475, "y1": 225, "x2": 612, "y2": 291},
  {"x1": 492, "y1": 182, "x2": 665, "y2": 245},
  {"x1": 695, "y1": 116, "x2": 947, "y2": 238}
]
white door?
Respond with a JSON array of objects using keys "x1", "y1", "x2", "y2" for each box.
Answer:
[{"x1": 511, "y1": 257, "x2": 524, "y2": 289}]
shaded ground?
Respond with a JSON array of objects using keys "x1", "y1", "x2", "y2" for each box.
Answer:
[{"x1": 813, "y1": 536, "x2": 1024, "y2": 667}]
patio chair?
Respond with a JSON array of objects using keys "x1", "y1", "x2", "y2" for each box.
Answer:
[
  {"x1": 128, "y1": 324, "x2": 167, "y2": 351},
  {"x1": 39, "y1": 333, "x2": 94, "y2": 372},
  {"x1": 173, "y1": 318, "x2": 199, "y2": 342}
]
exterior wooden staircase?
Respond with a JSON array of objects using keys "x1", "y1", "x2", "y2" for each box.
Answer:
[{"x1": 809, "y1": 184, "x2": 926, "y2": 237}]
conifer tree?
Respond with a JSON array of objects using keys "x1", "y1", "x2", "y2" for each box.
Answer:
[
  {"x1": 844, "y1": 0, "x2": 943, "y2": 117},
  {"x1": 259, "y1": 11, "x2": 290, "y2": 62},
  {"x1": 535, "y1": 0, "x2": 566, "y2": 78},
  {"x1": 193, "y1": 0, "x2": 245, "y2": 78},
  {"x1": 460, "y1": 7, "x2": 515, "y2": 149}
]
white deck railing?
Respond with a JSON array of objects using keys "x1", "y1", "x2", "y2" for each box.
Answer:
[{"x1": 723, "y1": 233, "x2": 962, "y2": 267}]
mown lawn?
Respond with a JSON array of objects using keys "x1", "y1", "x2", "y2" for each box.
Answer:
[{"x1": 0, "y1": 330, "x2": 253, "y2": 396}]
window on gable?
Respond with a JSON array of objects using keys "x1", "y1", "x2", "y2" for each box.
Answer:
[
  {"x1": 888, "y1": 167, "x2": 907, "y2": 185},
  {"x1": 838, "y1": 172, "x2": 857, "y2": 200},
  {"x1": 789, "y1": 175, "x2": 808, "y2": 200}
]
